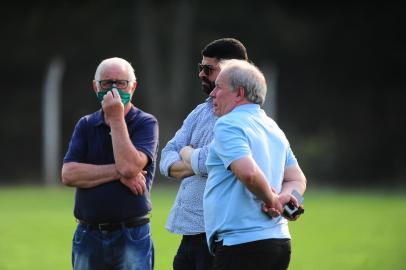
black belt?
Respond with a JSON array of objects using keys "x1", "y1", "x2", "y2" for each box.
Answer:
[
  {"x1": 77, "y1": 215, "x2": 150, "y2": 232},
  {"x1": 183, "y1": 233, "x2": 207, "y2": 240}
]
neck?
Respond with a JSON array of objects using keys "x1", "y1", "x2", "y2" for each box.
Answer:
[
  {"x1": 124, "y1": 103, "x2": 132, "y2": 115},
  {"x1": 236, "y1": 99, "x2": 252, "y2": 106}
]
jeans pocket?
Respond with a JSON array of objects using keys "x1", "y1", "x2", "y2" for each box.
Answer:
[
  {"x1": 73, "y1": 225, "x2": 87, "y2": 245},
  {"x1": 125, "y1": 224, "x2": 151, "y2": 243}
]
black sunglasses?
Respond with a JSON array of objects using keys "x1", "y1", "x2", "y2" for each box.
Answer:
[{"x1": 198, "y1": 63, "x2": 215, "y2": 76}]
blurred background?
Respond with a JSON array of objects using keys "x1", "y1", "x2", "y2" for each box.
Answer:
[{"x1": 1, "y1": 1, "x2": 405, "y2": 188}]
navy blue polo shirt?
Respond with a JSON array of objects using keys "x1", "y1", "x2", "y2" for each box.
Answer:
[{"x1": 63, "y1": 106, "x2": 159, "y2": 223}]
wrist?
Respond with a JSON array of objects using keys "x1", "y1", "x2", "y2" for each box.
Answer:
[{"x1": 109, "y1": 118, "x2": 126, "y2": 129}]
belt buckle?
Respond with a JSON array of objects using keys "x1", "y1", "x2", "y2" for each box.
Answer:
[{"x1": 98, "y1": 222, "x2": 111, "y2": 232}]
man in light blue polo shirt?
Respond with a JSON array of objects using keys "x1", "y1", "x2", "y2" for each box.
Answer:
[
  {"x1": 160, "y1": 38, "x2": 249, "y2": 270},
  {"x1": 204, "y1": 59, "x2": 307, "y2": 270}
]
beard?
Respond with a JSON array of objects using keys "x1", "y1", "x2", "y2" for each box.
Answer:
[{"x1": 201, "y1": 78, "x2": 216, "y2": 95}]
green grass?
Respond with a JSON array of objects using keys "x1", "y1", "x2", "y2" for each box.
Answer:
[{"x1": 0, "y1": 186, "x2": 405, "y2": 270}]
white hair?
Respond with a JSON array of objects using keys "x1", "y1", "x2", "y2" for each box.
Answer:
[
  {"x1": 219, "y1": 59, "x2": 267, "y2": 105},
  {"x1": 94, "y1": 57, "x2": 136, "y2": 82}
]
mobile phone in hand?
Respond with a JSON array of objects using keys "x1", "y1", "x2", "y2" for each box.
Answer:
[{"x1": 283, "y1": 190, "x2": 304, "y2": 219}]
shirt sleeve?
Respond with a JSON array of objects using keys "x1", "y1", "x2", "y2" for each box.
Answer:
[
  {"x1": 159, "y1": 109, "x2": 197, "y2": 177},
  {"x1": 190, "y1": 144, "x2": 210, "y2": 177},
  {"x1": 285, "y1": 146, "x2": 298, "y2": 168},
  {"x1": 130, "y1": 116, "x2": 159, "y2": 166},
  {"x1": 63, "y1": 117, "x2": 88, "y2": 163}
]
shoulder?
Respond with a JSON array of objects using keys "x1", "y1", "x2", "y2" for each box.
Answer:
[
  {"x1": 187, "y1": 100, "x2": 212, "y2": 117},
  {"x1": 195, "y1": 99, "x2": 212, "y2": 111},
  {"x1": 178, "y1": 100, "x2": 215, "y2": 129},
  {"x1": 213, "y1": 116, "x2": 240, "y2": 139},
  {"x1": 128, "y1": 106, "x2": 158, "y2": 125},
  {"x1": 215, "y1": 110, "x2": 244, "y2": 128},
  {"x1": 76, "y1": 110, "x2": 101, "y2": 127}
]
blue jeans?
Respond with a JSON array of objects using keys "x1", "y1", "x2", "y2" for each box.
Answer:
[{"x1": 72, "y1": 223, "x2": 154, "y2": 270}]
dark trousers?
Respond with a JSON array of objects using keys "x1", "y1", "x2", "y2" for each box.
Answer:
[
  {"x1": 173, "y1": 233, "x2": 214, "y2": 270},
  {"x1": 212, "y1": 238, "x2": 291, "y2": 270}
]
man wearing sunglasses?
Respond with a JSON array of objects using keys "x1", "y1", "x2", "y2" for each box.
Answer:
[
  {"x1": 160, "y1": 38, "x2": 249, "y2": 270},
  {"x1": 62, "y1": 57, "x2": 158, "y2": 270}
]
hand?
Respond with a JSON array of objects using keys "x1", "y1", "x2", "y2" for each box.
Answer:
[
  {"x1": 180, "y1": 145, "x2": 194, "y2": 165},
  {"x1": 262, "y1": 204, "x2": 281, "y2": 219},
  {"x1": 278, "y1": 192, "x2": 295, "y2": 206},
  {"x1": 120, "y1": 171, "x2": 147, "y2": 195},
  {"x1": 262, "y1": 187, "x2": 283, "y2": 218},
  {"x1": 279, "y1": 192, "x2": 303, "y2": 221},
  {"x1": 102, "y1": 89, "x2": 124, "y2": 124},
  {"x1": 168, "y1": 160, "x2": 194, "y2": 180}
]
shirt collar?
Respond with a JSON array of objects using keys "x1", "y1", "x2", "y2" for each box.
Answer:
[{"x1": 233, "y1": 103, "x2": 260, "y2": 112}]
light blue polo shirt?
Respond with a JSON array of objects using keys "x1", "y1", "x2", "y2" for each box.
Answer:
[{"x1": 203, "y1": 104, "x2": 298, "y2": 253}]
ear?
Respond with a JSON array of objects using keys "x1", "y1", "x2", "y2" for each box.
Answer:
[
  {"x1": 92, "y1": 80, "x2": 98, "y2": 94},
  {"x1": 236, "y1": 87, "x2": 245, "y2": 101},
  {"x1": 130, "y1": 81, "x2": 137, "y2": 94}
]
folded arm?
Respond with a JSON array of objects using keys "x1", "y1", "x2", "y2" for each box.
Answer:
[
  {"x1": 61, "y1": 162, "x2": 120, "y2": 188},
  {"x1": 109, "y1": 118, "x2": 149, "y2": 178},
  {"x1": 160, "y1": 108, "x2": 201, "y2": 180}
]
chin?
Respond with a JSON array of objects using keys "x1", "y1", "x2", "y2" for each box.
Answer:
[{"x1": 202, "y1": 87, "x2": 211, "y2": 95}]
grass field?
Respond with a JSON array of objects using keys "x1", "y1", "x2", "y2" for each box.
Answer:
[{"x1": 0, "y1": 185, "x2": 405, "y2": 270}]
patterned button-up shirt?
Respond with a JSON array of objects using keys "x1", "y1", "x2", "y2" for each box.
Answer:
[{"x1": 160, "y1": 98, "x2": 217, "y2": 234}]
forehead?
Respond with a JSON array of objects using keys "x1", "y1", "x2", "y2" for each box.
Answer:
[
  {"x1": 99, "y1": 63, "x2": 129, "y2": 79},
  {"x1": 216, "y1": 71, "x2": 229, "y2": 84},
  {"x1": 201, "y1": 56, "x2": 219, "y2": 66}
]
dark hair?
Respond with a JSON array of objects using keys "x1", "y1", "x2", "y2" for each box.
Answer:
[{"x1": 201, "y1": 38, "x2": 248, "y2": 61}]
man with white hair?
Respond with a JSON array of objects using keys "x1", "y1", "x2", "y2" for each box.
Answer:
[
  {"x1": 160, "y1": 38, "x2": 249, "y2": 270},
  {"x1": 204, "y1": 59, "x2": 307, "y2": 270},
  {"x1": 62, "y1": 57, "x2": 159, "y2": 270}
]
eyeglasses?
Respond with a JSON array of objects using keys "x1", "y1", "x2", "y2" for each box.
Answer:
[
  {"x1": 198, "y1": 63, "x2": 216, "y2": 76},
  {"x1": 98, "y1": 80, "x2": 130, "y2": 90}
]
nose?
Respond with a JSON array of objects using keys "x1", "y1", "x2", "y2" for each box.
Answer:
[{"x1": 198, "y1": 69, "x2": 206, "y2": 79}]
